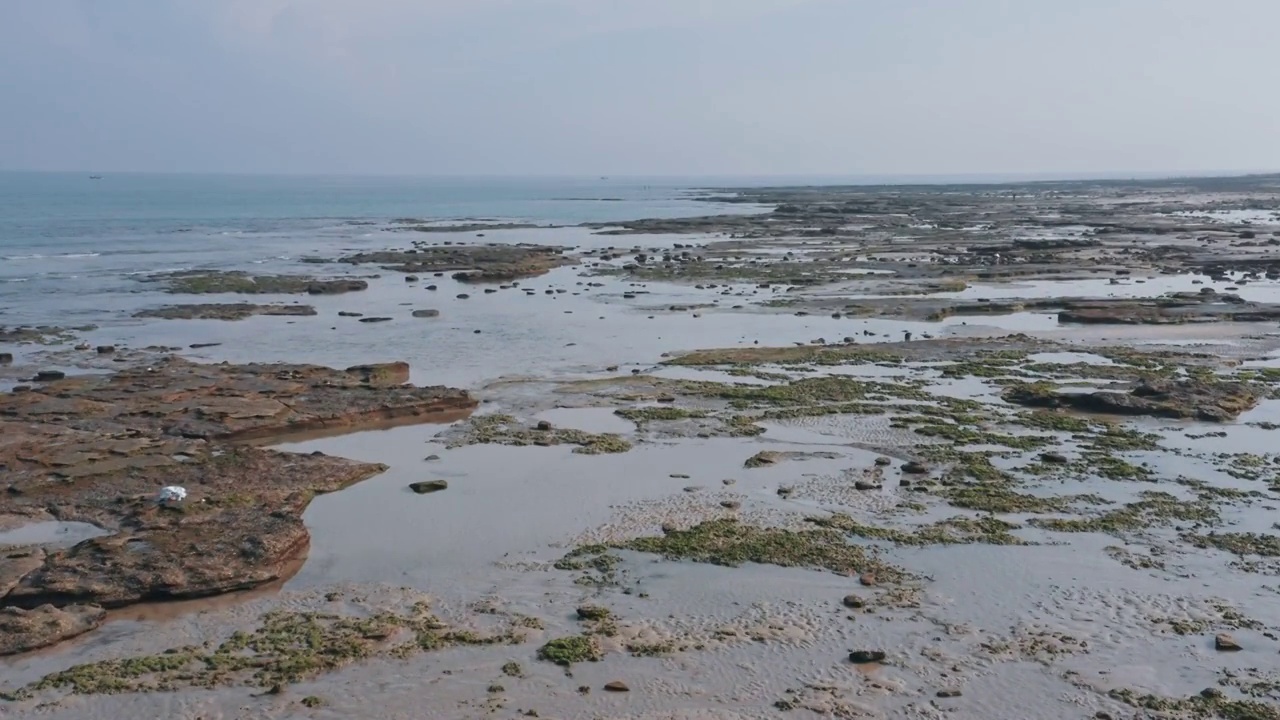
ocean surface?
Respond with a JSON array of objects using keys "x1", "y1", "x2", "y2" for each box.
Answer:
[{"x1": 0, "y1": 172, "x2": 768, "y2": 327}]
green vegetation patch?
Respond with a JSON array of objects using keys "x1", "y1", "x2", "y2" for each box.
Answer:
[
  {"x1": 1031, "y1": 491, "x2": 1218, "y2": 535},
  {"x1": 4, "y1": 603, "x2": 519, "y2": 699},
  {"x1": 618, "y1": 518, "x2": 903, "y2": 581},
  {"x1": 537, "y1": 635, "x2": 602, "y2": 666},
  {"x1": 447, "y1": 414, "x2": 632, "y2": 454}
]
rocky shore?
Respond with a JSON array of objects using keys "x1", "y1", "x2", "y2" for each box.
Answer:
[
  {"x1": 2, "y1": 174, "x2": 1280, "y2": 719},
  {"x1": 0, "y1": 358, "x2": 475, "y2": 654}
]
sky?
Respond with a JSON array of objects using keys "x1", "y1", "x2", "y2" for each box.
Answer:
[{"x1": 1, "y1": 0, "x2": 1277, "y2": 177}]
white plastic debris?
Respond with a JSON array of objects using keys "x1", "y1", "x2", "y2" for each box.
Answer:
[{"x1": 156, "y1": 486, "x2": 187, "y2": 503}]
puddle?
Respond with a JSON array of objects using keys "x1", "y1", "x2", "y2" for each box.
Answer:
[{"x1": 0, "y1": 520, "x2": 109, "y2": 548}]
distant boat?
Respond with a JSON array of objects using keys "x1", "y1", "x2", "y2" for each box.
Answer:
[{"x1": 89, "y1": 175, "x2": 102, "y2": 180}]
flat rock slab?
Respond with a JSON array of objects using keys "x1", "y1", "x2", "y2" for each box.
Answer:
[
  {"x1": 0, "y1": 358, "x2": 477, "y2": 651},
  {"x1": 134, "y1": 304, "x2": 318, "y2": 321},
  {"x1": 0, "y1": 604, "x2": 106, "y2": 656},
  {"x1": 0, "y1": 356, "x2": 475, "y2": 441},
  {"x1": 1002, "y1": 378, "x2": 1260, "y2": 422},
  {"x1": 341, "y1": 244, "x2": 576, "y2": 282}
]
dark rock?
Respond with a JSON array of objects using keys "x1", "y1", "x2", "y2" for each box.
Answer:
[
  {"x1": 412, "y1": 309, "x2": 441, "y2": 318},
  {"x1": 456, "y1": 294, "x2": 470, "y2": 299},
  {"x1": 95, "y1": 346, "x2": 116, "y2": 354},
  {"x1": 902, "y1": 460, "x2": 930, "y2": 474},
  {"x1": 1003, "y1": 378, "x2": 1260, "y2": 422},
  {"x1": 854, "y1": 480, "x2": 882, "y2": 491},
  {"x1": 34, "y1": 370, "x2": 65, "y2": 382},
  {"x1": 405, "y1": 275, "x2": 419, "y2": 282},
  {"x1": 536, "y1": 420, "x2": 553, "y2": 431},
  {"x1": 358, "y1": 317, "x2": 393, "y2": 323},
  {"x1": 604, "y1": 681, "x2": 630, "y2": 693},
  {"x1": 339, "y1": 311, "x2": 364, "y2": 317},
  {"x1": 0, "y1": 353, "x2": 12, "y2": 365},
  {"x1": 848, "y1": 650, "x2": 885, "y2": 664},
  {"x1": 841, "y1": 594, "x2": 865, "y2": 609},
  {"x1": 409, "y1": 480, "x2": 449, "y2": 494},
  {"x1": 720, "y1": 500, "x2": 741, "y2": 510},
  {"x1": 936, "y1": 689, "x2": 962, "y2": 698},
  {"x1": 874, "y1": 456, "x2": 891, "y2": 466},
  {"x1": 1039, "y1": 451, "x2": 1069, "y2": 464}
]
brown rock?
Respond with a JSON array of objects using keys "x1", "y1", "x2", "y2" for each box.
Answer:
[
  {"x1": 1214, "y1": 633, "x2": 1242, "y2": 651},
  {"x1": 901, "y1": 460, "x2": 930, "y2": 474},
  {"x1": 848, "y1": 650, "x2": 885, "y2": 664},
  {"x1": 936, "y1": 689, "x2": 962, "y2": 698},
  {"x1": 841, "y1": 594, "x2": 865, "y2": 609},
  {"x1": 604, "y1": 681, "x2": 630, "y2": 692},
  {"x1": 0, "y1": 604, "x2": 106, "y2": 655},
  {"x1": 874, "y1": 456, "x2": 891, "y2": 466},
  {"x1": 854, "y1": 480, "x2": 882, "y2": 491},
  {"x1": 0, "y1": 358, "x2": 476, "y2": 649},
  {"x1": 859, "y1": 572, "x2": 877, "y2": 587}
]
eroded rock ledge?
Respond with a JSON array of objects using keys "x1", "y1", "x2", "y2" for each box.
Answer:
[
  {"x1": 0, "y1": 357, "x2": 477, "y2": 654},
  {"x1": 340, "y1": 244, "x2": 576, "y2": 282}
]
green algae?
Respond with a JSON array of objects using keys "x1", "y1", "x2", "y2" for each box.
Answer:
[
  {"x1": 619, "y1": 518, "x2": 903, "y2": 580},
  {"x1": 813, "y1": 514, "x2": 1027, "y2": 546},
  {"x1": 448, "y1": 414, "x2": 632, "y2": 454},
  {"x1": 1107, "y1": 688, "x2": 1280, "y2": 720},
  {"x1": 1031, "y1": 491, "x2": 1218, "y2": 535},
  {"x1": 614, "y1": 407, "x2": 710, "y2": 423},
  {"x1": 1183, "y1": 532, "x2": 1280, "y2": 557},
  {"x1": 537, "y1": 636, "x2": 602, "y2": 666},
  {"x1": 4, "y1": 604, "x2": 520, "y2": 699},
  {"x1": 942, "y1": 486, "x2": 1103, "y2": 514}
]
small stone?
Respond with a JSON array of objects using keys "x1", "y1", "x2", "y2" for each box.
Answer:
[
  {"x1": 670, "y1": 473, "x2": 690, "y2": 479},
  {"x1": 405, "y1": 275, "x2": 419, "y2": 282},
  {"x1": 720, "y1": 500, "x2": 741, "y2": 510},
  {"x1": 95, "y1": 345, "x2": 116, "y2": 354},
  {"x1": 426, "y1": 284, "x2": 438, "y2": 290},
  {"x1": 874, "y1": 456, "x2": 891, "y2": 466},
  {"x1": 1214, "y1": 633, "x2": 1242, "y2": 651},
  {"x1": 409, "y1": 480, "x2": 448, "y2": 494},
  {"x1": 424, "y1": 454, "x2": 441, "y2": 462},
  {"x1": 358, "y1": 317, "x2": 392, "y2": 323},
  {"x1": 848, "y1": 650, "x2": 885, "y2": 664},
  {"x1": 722, "y1": 478, "x2": 736, "y2": 485},
  {"x1": 661, "y1": 521, "x2": 678, "y2": 533},
  {"x1": 75, "y1": 342, "x2": 90, "y2": 351},
  {"x1": 456, "y1": 293, "x2": 470, "y2": 299},
  {"x1": 536, "y1": 420, "x2": 553, "y2": 431},
  {"x1": 901, "y1": 460, "x2": 930, "y2": 474},
  {"x1": 34, "y1": 370, "x2": 65, "y2": 382},
  {"x1": 603, "y1": 681, "x2": 630, "y2": 693},
  {"x1": 841, "y1": 594, "x2": 865, "y2": 609},
  {"x1": 338, "y1": 311, "x2": 363, "y2": 317},
  {"x1": 1040, "y1": 451, "x2": 1069, "y2": 464},
  {"x1": 0, "y1": 353, "x2": 12, "y2": 365},
  {"x1": 859, "y1": 572, "x2": 877, "y2": 587},
  {"x1": 854, "y1": 480, "x2": 882, "y2": 491},
  {"x1": 1095, "y1": 713, "x2": 1115, "y2": 720},
  {"x1": 936, "y1": 689, "x2": 962, "y2": 698},
  {"x1": 412, "y1": 309, "x2": 440, "y2": 318},
  {"x1": 1200, "y1": 688, "x2": 1224, "y2": 699}
]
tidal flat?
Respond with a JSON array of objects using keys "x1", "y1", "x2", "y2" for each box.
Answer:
[{"x1": 3, "y1": 176, "x2": 1280, "y2": 718}]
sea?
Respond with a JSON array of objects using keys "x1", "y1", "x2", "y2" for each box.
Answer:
[{"x1": 0, "y1": 172, "x2": 772, "y2": 327}]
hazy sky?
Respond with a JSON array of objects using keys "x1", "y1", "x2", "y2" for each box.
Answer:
[{"x1": 2, "y1": 0, "x2": 1277, "y2": 176}]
